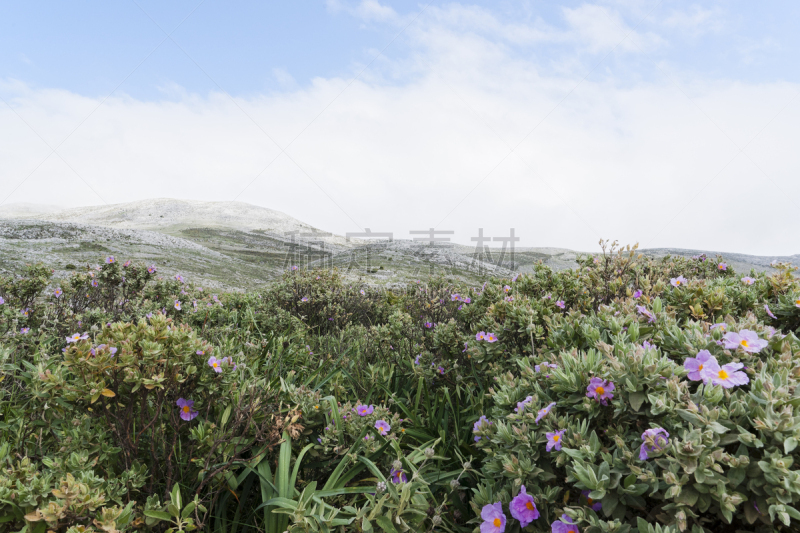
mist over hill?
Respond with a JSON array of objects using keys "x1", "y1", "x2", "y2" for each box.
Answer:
[{"x1": 0, "y1": 199, "x2": 796, "y2": 289}]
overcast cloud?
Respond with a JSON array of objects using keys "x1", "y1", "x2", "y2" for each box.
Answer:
[{"x1": 1, "y1": 1, "x2": 798, "y2": 254}]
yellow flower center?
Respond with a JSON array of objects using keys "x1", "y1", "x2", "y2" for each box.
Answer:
[
  {"x1": 596, "y1": 386, "x2": 605, "y2": 395},
  {"x1": 213, "y1": 362, "x2": 218, "y2": 367},
  {"x1": 553, "y1": 435, "x2": 560, "y2": 442},
  {"x1": 587, "y1": 497, "x2": 594, "y2": 505},
  {"x1": 526, "y1": 501, "x2": 535, "y2": 511},
  {"x1": 698, "y1": 364, "x2": 703, "y2": 371},
  {"x1": 493, "y1": 518, "x2": 502, "y2": 527},
  {"x1": 796, "y1": 299, "x2": 800, "y2": 305},
  {"x1": 183, "y1": 406, "x2": 190, "y2": 413},
  {"x1": 740, "y1": 340, "x2": 748, "y2": 347},
  {"x1": 718, "y1": 369, "x2": 729, "y2": 380}
]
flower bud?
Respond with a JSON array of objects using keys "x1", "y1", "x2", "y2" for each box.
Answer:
[
  {"x1": 449, "y1": 479, "x2": 460, "y2": 490},
  {"x1": 424, "y1": 447, "x2": 435, "y2": 459},
  {"x1": 392, "y1": 460, "x2": 403, "y2": 470},
  {"x1": 376, "y1": 481, "x2": 386, "y2": 493}
]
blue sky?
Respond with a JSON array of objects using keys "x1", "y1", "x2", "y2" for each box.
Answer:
[
  {"x1": 1, "y1": 1, "x2": 799, "y2": 254},
  {"x1": 3, "y1": 1, "x2": 798, "y2": 98}
]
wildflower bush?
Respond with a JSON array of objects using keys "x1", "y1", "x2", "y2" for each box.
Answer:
[{"x1": 2, "y1": 244, "x2": 800, "y2": 533}]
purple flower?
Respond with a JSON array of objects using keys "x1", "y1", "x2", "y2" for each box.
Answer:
[
  {"x1": 356, "y1": 404, "x2": 374, "y2": 416},
  {"x1": 476, "y1": 331, "x2": 486, "y2": 341},
  {"x1": 390, "y1": 467, "x2": 407, "y2": 483},
  {"x1": 208, "y1": 356, "x2": 222, "y2": 373},
  {"x1": 360, "y1": 289, "x2": 365, "y2": 296},
  {"x1": 503, "y1": 285, "x2": 511, "y2": 293},
  {"x1": 105, "y1": 256, "x2": 115, "y2": 264},
  {"x1": 581, "y1": 490, "x2": 602, "y2": 511},
  {"x1": 510, "y1": 485, "x2": 539, "y2": 527},
  {"x1": 91, "y1": 279, "x2": 99, "y2": 288},
  {"x1": 291, "y1": 265, "x2": 299, "y2": 271},
  {"x1": 512, "y1": 274, "x2": 519, "y2": 282},
  {"x1": 485, "y1": 332, "x2": 498, "y2": 343},
  {"x1": 710, "y1": 322, "x2": 727, "y2": 331},
  {"x1": 709, "y1": 362, "x2": 749, "y2": 388},
  {"x1": 147, "y1": 264, "x2": 157, "y2": 274},
  {"x1": 301, "y1": 297, "x2": 309, "y2": 302},
  {"x1": 551, "y1": 514, "x2": 579, "y2": 533},
  {"x1": 462, "y1": 297, "x2": 471, "y2": 303},
  {"x1": 20, "y1": 308, "x2": 30, "y2": 317},
  {"x1": 123, "y1": 260, "x2": 131, "y2": 267},
  {"x1": 66, "y1": 332, "x2": 89, "y2": 343},
  {"x1": 684, "y1": 350, "x2": 717, "y2": 382},
  {"x1": 174, "y1": 300, "x2": 181, "y2": 311},
  {"x1": 723, "y1": 330, "x2": 767, "y2": 353},
  {"x1": 438, "y1": 366, "x2": 445, "y2": 375},
  {"x1": 424, "y1": 322, "x2": 434, "y2": 328},
  {"x1": 556, "y1": 300, "x2": 565, "y2": 309},
  {"x1": 586, "y1": 377, "x2": 615, "y2": 405},
  {"x1": 175, "y1": 274, "x2": 185, "y2": 283},
  {"x1": 451, "y1": 293, "x2": 460, "y2": 301},
  {"x1": 633, "y1": 290, "x2": 642, "y2": 298},
  {"x1": 480, "y1": 502, "x2": 506, "y2": 533},
  {"x1": 473, "y1": 415, "x2": 492, "y2": 442},
  {"x1": 375, "y1": 420, "x2": 391, "y2": 435},
  {"x1": 0, "y1": 297, "x2": 4, "y2": 305},
  {"x1": 20, "y1": 327, "x2": 29, "y2": 334},
  {"x1": 505, "y1": 296, "x2": 514, "y2": 302},
  {"x1": 515, "y1": 396, "x2": 533, "y2": 413},
  {"x1": 641, "y1": 340, "x2": 655, "y2": 350},
  {"x1": 414, "y1": 354, "x2": 421, "y2": 365},
  {"x1": 535, "y1": 402, "x2": 556, "y2": 424},
  {"x1": 765, "y1": 304, "x2": 777, "y2": 320},
  {"x1": 176, "y1": 398, "x2": 198, "y2": 421},
  {"x1": 636, "y1": 305, "x2": 656, "y2": 323},
  {"x1": 718, "y1": 262, "x2": 727, "y2": 271},
  {"x1": 54, "y1": 288, "x2": 63, "y2": 297},
  {"x1": 109, "y1": 347, "x2": 117, "y2": 356},
  {"x1": 462, "y1": 342, "x2": 468, "y2": 352},
  {"x1": 546, "y1": 429, "x2": 565, "y2": 451},
  {"x1": 741, "y1": 276, "x2": 756, "y2": 285},
  {"x1": 670, "y1": 276, "x2": 687, "y2": 288},
  {"x1": 639, "y1": 428, "x2": 670, "y2": 460}
]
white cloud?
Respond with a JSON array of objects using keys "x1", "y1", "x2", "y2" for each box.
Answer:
[
  {"x1": 562, "y1": 4, "x2": 664, "y2": 53},
  {"x1": 1, "y1": 5, "x2": 798, "y2": 256}
]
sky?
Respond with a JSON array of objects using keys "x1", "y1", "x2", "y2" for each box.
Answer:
[{"x1": 1, "y1": 0, "x2": 798, "y2": 254}]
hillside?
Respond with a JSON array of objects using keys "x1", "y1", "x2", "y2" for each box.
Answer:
[{"x1": 0, "y1": 199, "x2": 797, "y2": 288}]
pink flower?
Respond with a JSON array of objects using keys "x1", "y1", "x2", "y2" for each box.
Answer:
[
  {"x1": 535, "y1": 402, "x2": 556, "y2": 424},
  {"x1": 208, "y1": 356, "x2": 222, "y2": 373},
  {"x1": 556, "y1": 300, "x2": 565, "y2": 309},
  {"x1": 375, "y1": 420, "x2": 391, "y2": 435},
  {"x1": 722, "y1": 330, "x2": 767, "y2": 353},
  {"x1": 515, "y1": 396, "x2": 533, "y2": 413},
  {"x1": 670, "y1": 276, "x2": 687, "y2": 287},
  {"x1": 503, "y1": 285, "x2": 511, "y2": 293},
  {"x1": 709, "y1": 362, "x2": 749, "y2": 388},
  {"x1": 480, "y1": 502, "x2": 506, "y2": 533},
  {"x1": 66, "y1": 332, "x2": 89, "y2": 343},
  {"x1": 148, "y1": 264, "x2": 157, "y2": 274},
  {"x1": 174, "y1": 300, "x2": 181, "y2": 311},
  {"x1": 509, "y1": 485, "x2": 539, "y2": 527},
  {"x1": 91, "y1": 279, "x2": 99, "y2": 287},
  {"x1": 633, "y1": 290, "x2": 642, "y2": 298},
  {"x1": 451, "y1": 294, "x2": 460, "y2": 301},
  {"x1": 639, "y1": 428, "x2": 669, "y2": 460},
  {"x1": 546, "y1": 429, "x2": 565, "y2": 451},
  {"x1": 356, "y1": 404, "x2": 374, "y2": 416},
  {"x1": 476, "y1": 331, "x2": 486, "y2": 341},
  {"x1": 741, "y1": 276, "x2": 756, "y2": 285},
  {"x1": 684, "y1": 350, "x2": 717, "y2": 383},
  {"x1": 123, "y1": 260, "x2": 131, "y2": 267},
  {"x1": 586, "y1": 377, "x2": 615, "y2": 405},
  {"x1": 175, "y1": 274, "x2": 185, "y2": 283},
  {"x1": 718, "y1": 263, "x2": 727, "y2": 271},
  {"x1": 636, "y1": 305, "x2": 655, "y2": 323},
  {"x1": 765, "y1": 304, "x2": 777, "y2": 320},
  {"x1": 105, "y1": 256, "x2": 115, "y2": 264},
  {"x1": 485, "y1": 333, "x2": 498, "y2": 343},
  {"x1": 176, "y1": 398, "x2": 198, "y2": 421}
]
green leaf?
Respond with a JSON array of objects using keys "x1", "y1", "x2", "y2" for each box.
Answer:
[
  {"x1": 375, "y1": 516, "x2": 400, "y2": 533},
  {"x1": 143, "y1": 510, "x2": 172, "y2": 521},
  {"x1": 629, "y1": 392, "x2": 645, "y2": 412},
  {"x1": 785, "y1": 437, "x2": 798, "y2": 454}
]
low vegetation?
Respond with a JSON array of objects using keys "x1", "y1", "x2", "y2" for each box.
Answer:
[{"x1": 1, "y1": 242, "x2": 799, "y2": 533}]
